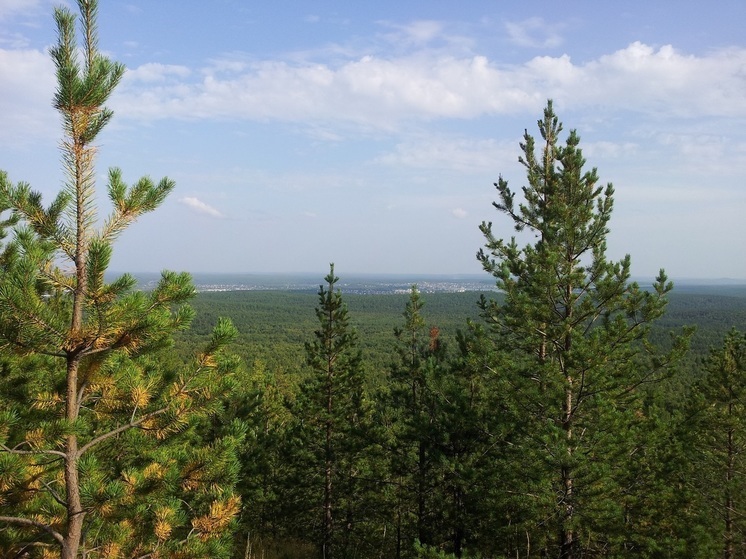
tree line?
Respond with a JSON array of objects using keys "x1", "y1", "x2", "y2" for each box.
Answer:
[{"x1": 0, "y1": 2, "x2": 744, "y2": 558}]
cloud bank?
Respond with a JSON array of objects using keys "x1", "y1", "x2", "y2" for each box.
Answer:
[
  {"x1": 1, "y1": 39, "x2": 744, "y2": 142},
  {"x1": 106, "y1": 42, "x2": 746, "y2": 127}
]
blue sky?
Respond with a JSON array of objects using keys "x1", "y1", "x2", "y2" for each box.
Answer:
[{"x1": 1, "y1": 1, "x2": 745, "y2": 280}]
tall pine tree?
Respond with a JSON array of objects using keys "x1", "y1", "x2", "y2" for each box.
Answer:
[
  {"x1": 389, "y1": 286, "x2": 446, "y2": 556},
  {"x1": 300, "y1": 264, "x2": 374, "y2": 559},
  {"x1": 477, "y1": 101, "x2": 690, "y2": 558},
  {"x1": 690, "y1": 329, "x2": 746, "y2": 559}
]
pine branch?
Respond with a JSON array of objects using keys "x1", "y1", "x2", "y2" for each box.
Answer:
[
  {"x1": 0, "y1": 443, "x2": 66, "y2": 459},
  {"x1": 76, "y1": 406, "x2": 169, "y2": 457},
  {"x1": 0, "y1": 516, "x2": 64, "y2": 545}
]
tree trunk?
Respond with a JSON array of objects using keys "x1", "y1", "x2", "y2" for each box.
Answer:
[
  {"x1": 560, "y1": 386, "x2": 574, "y2": 559},
  {"x1": 323, "y1": 375, "x2": 333, "y2": 559},
  {"x1": 560, "y1": 284, "x2": 574, "y2": 559},
  {"x1": 62, "y1": 356, "x2": 84, "y2": 559},
  {"x1": 417, "y1": 439, "x2": 426, "y2": 545},
  {"x1": 724, "y1": 417, "x2": 734, "y2": 559}
]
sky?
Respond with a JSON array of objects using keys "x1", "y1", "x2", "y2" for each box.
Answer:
[{"x1": 0, "y1": 0, "x2": 745, "y2": 280}]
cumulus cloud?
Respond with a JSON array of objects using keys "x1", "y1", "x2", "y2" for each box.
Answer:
[
  {"x1": 5, "y1": 34, "x2": 746, "y2": 142},
  {"x1": 109, "y1": 41, "x2": 746, "y2": 130},
  {"x1": 451, "y1": 208, "x2": 468, "y2": 219},
  {"x1": 179, "y1": 197, "x2": 224, "y2": 218},
  {"x1": 113, "y1": 53, "x2": 535, "y2": 126}
]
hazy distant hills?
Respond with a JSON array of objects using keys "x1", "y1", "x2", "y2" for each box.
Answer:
[
  {"x1": 115, "y1": 272, "x2": 746, "y2": 296},
  {"x1": 122, "y1": 272, "x2": 498, "y2": 294}
]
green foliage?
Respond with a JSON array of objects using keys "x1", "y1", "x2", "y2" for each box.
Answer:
[
  {"x1": 413, "y1": 540, "x2": 482, "y2": 559},
  {"x1": 388, "y1": 286, "x2": 448, "y2": 555},
  {"x1": 297, "y1": 264, "x2": 378, "y2": 559},
  {"x1": 0, "y1": 1, "x2": 241, "y2": 557},
  {"x1": 2, "y1": 4, "x2": 743, "y2": 557},
  {"x1": 477, "y1": 101, "x2": 692, "y2": 558},
  {"x1": 687, "y1": 329, "x2": 746, "y2": 558}
]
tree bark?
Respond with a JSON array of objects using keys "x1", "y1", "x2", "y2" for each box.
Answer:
[{"x1": 62, "y1": 356, "x2": 84, "y2": 559}]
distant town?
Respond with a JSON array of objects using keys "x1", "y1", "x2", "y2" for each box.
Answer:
[{"x1": 125, "y1": 272, "x2": 498, "y2": 294}]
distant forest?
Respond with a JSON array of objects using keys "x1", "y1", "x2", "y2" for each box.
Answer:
[
  {"x1": 164, "y1": 281, "x2": 746, "y2": 558},
  {"x1": 178, "y1": 284, "x2": 746, "y2": 374}
]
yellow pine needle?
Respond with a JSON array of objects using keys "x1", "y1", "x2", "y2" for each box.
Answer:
[
  {"x1": 130, "y1": 384, "x2": 151, "y2": 408},
  {"x1": 154, "y1": 519, "x2": 172, "y2": 541},
  {"x1": 196, "y1": 352, "x2": 216, "y2": 368},
  {"x1": 191, "y1": 495, "x2": 241, "y2": 541},
  {"x1": 25, "y1": 428, "x2": 46, "y2": 449},
  {"x1": 26, "y1": 465, "x2": 45, "y2": 490},
  {"x1": 99, "y1": 542, "x2": 122, "y2": 559},
  {"x1": 154, "y1": 506, "x2": 176, "y2": 541},
  {"x1": 143, "y1": 462, "x2": 165, "y2": 480},
  {"x1": 31, "y1": 391, "x2": 63, "y2": 411}
]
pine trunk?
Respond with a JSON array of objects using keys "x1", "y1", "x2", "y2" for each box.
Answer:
[
  {"x1": 62, "y1": 358, "x2": 83, "y2": 559},
  {"x1": 324, "y1": 396, "x2": 333, "y2": 559}
]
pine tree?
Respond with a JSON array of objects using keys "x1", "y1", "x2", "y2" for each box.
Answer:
[
  {"x1": 300, "y1": 264, "x2": 373, "y2": 559},
  {"x1": 389, "y1": 286, "x2": 445, "y2": 556},
  {"x1": 0, "y1": 2, "x2": 242, "y2": 557},
  {"x1": 690, "y1": 329, "x2": 746, "y2": 559},
  {"x1": 389, "y1": 288, "x2": 510, "y2": 558},
  {"x1": 477, "y1": 100, "x2": 690, "y2": 558}
]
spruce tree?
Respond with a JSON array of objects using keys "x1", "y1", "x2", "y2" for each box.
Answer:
[
  {"x1": 477, "y1": 101, "x2": 690, "y2": 558},
  {"x1": 0, "y1": 2, "x2": 242, "y2": 557}
]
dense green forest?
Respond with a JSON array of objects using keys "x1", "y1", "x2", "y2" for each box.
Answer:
[
  {"x1": 1, "y1": 2, "x2": 745, "y2": 558},
  {"x1": 168, "y1": 281, "x2": 746, "y2": 559},
  {"x1": 179, "y1": 286, "x2": 746, "y2": 374}
]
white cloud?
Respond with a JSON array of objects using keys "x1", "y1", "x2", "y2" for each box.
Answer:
[
  {"x1": 4, "y1": 37, "x2": 746, "y2": 156},
  {"x1": 0, "y1": 48, "x2": 56, "y2": 146},
  {"x1": 0, "y1": 0, "x2": 43, "y2": 20},
  {"x1": 179, "y1": 197, "x2": 224, "y2": 218},
  {"x1": 452, "y1": 208, "x2": 468, "y2": 219},
  {"x1": 124, "y1": 63, "x2": 191, "y2": 83},
  {"x1": 109, "y1": 42, "x2": 746, "y2": 130},
  {"x1": 505, "y1": 17, "x2": 564, "y2": 49},
  {"x1": 583, "y1": 141, "x2": 639, "y2": 160},
  {"x1": 568, "y1": 42, "x2": 746, "y2": 116},
  {"x1": 112, "y1": 54, "x2": 534, "y2": 127}
]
